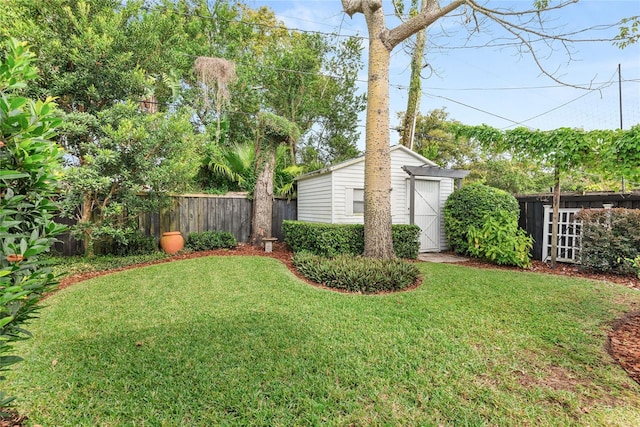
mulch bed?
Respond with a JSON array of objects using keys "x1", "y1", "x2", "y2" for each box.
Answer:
[{"x1": 2, "y1": 245, "x2": 639, "y2": 426}]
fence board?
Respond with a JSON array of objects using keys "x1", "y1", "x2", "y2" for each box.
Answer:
[{"x1": 55, "y1": 194, "x2": 297, "y2": 256}]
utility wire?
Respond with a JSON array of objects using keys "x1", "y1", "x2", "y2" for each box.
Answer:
[{"x1": 424, "y1": 93, "x2": 528, "y2": 127}]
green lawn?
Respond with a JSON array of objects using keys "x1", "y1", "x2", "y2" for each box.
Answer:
[{"x1": 8, "y1": 256, "x2": 640, "y2": 426}]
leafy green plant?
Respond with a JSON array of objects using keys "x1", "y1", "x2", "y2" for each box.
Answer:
[
  {"x1": 0, "y1": 38, "x2": 66, "y2": 406},
  {"x1": 444, "y1": 183, "x2": 520, "y2": 255},
  {"x1": 186, "y1": 231, "x2": 237, "y2": 251},
  {"x1": 577, "y1": 208, "x2": 640, "y2": 275},
  {"x1": 283, "y1": 221, "x2": 420, "y2": 259},
  {"x1": 292, "y1": 251, "x2": 420, "y2": 293},
  {"x1": 623, "y1": 255, "x2": 640, "y2": 278},
  {"x1": 391, "y1": 225, "x2": 421, "y2": 259},
  {"x1": 467, "y1": 210, "x2": 534, "y2": 268},
  {"x1": 283, "y1": 221, "x2": 363, "y2": 257},
  {"x1": 107, "y1": 229, "x2": 158, "y2": 257}
]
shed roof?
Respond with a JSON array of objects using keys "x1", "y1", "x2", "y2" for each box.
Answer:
[
  {"x1": 402, "y1": 165, "x2": 470, "y2": 179},
  {"x1": 296, "y1": 145, "x2": 437, "y2": 181}
]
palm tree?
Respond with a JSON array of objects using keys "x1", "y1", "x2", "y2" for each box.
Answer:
[{"x1": 199, "y1": 141, "x2": 303, "y2": 197}]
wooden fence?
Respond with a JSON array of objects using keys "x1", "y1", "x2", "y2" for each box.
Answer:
[
  {"x1": 55, "y1": 194, "x2": 298, "y2": 256},
  {"x1": 516, "y1": 192, "x2": 640, "y2": 261}
]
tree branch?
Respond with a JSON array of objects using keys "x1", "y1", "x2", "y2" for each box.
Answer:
[
  {"x1": 384, "y1": 0, "x2": 467, "y2": 50},
  {"x1": 342, "y1": 0, "x2": 364, "y2": 17},
  {"x1": 463, "y1": 0, "x2": 597, "y2": 89}
]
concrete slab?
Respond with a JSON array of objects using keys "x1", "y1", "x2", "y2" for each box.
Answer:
[{"x1": 417, "y1": 253, "x2": 469, "y2": 263}]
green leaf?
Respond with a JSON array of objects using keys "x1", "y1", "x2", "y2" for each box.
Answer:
[
  {"x1": 9, "y1": 96, "x2": 27, "y2": 110},
  {"x1": 0, "y1": 170, "x2": 29, "y2": 180},
  {"x1": 0, "y1": 317, "x2": 14, "y2": 329}
]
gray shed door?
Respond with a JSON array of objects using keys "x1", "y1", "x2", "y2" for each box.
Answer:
[{"x1": 407, "y1": 179, "x2": 440, "y2": 252}]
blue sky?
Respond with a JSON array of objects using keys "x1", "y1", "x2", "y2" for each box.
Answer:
[{"x1": 250, "y1": 0, "x2": 640, "y2": 148}]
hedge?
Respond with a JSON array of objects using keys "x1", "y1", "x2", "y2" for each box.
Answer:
[
  {"x1": 282, "y1": 221, "x2": 420, "y2": 259},
  {"x1": 186, "y1": 230, "x2": 237, "y2": 251},
  {"x1": 576, "y1": 208, "x2": 640, "y2": 275}
]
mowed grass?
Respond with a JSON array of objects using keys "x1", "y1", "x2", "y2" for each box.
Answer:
[{"x1": 8, "y1": 256, "x2": 640, "y2": 426}]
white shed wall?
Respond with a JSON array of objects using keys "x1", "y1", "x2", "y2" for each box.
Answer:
[
  {"x1": 296, "y1": 173, "x2": 333, "y2": 223},
  {"x1": 332, "y1": 161, "x2": 365, "y2": 224}
]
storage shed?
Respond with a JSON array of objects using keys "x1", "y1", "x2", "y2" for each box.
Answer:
[{"x1": 296, "y1": 145, "x2": 468, "y2": 252}]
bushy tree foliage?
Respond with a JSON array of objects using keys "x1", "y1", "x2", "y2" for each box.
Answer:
[
  {"x1": 467, "y1": 210, "x2": 533, "y2": 268},
  {"x1": 577, "y1": 208, "x2": 640, "y2": 276},
  {"x1": 59, "y1": 103, "x2": 202, "y2": 256},
  {"x1": 0, "y1": 39, "x2": 66, "y2": 406}
]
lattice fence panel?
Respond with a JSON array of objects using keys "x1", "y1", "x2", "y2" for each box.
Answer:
[{"x1": 542, "y1": 206, "x2": 582, "y2": 263}]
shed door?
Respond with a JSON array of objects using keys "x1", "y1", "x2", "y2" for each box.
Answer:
[{"x1": 407, "y1": 179, "x2": 440, "y2": 252}]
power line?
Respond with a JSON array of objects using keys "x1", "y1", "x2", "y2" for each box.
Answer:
[
  {"x1": 421, "y1": 78, "x2": 638, "y2": 92},
  {"x1": 424, "y1": 93, "x2": 527, "y2": 127},
  {"x1": 498, "y1": 69, "x2": 619, "y2": 129}
]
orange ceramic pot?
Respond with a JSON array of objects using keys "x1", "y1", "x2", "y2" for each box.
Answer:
[{"x1": 160, "y1": 231, "x2": 184, "y2": 254}]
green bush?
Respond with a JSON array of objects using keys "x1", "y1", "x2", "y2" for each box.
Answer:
[
  {"x1": 292, "y1": 252, "x2": 421, "y2": 293},
  {"x1": 577, "y1": 208, "x2": 640, "y2": 275},
  {"x1": 467, "y1": 210, "x2": 533, "y2": 268},
  {"x1": 186, "y1": 231, "x2": 237, "y2": 251},
  {"x1": 282, "y1": 221, "x2": 420, "y2": 259},
  {"x1": 0, "y1": 39, "x2": 66, "y2": 406},
  {"x1": 444, "y1": 183, "x2": 520, "y2": 255},
  {"x1": 110, "y1": 229, "x2": 158, "y2": 256},
  {"x1": 392, "y1": 225, "x2": 421, "y2": 259}
]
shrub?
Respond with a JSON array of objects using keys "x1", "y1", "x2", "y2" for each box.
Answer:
[
  {"x1": 292, "y1": 252, "x2": 421, "y2": 293},
  {"x1": 282, "y1": 221, "x2": 420, "y2": 259},
  {"x1": 0, "y1": 39, "x2": 66, "y2": 406},
  {"x1": 577, "y1": 208, "x2": 640, "y2": 275},
  {"x1": 110, "y1": 229, "x2": 158, "y2": 256},
  {"x1": 392, "y1": 225, "x2": 421, "y2": 259},
  {"x1": 186, "y1": 231, "x2": 237, "y2": 251},
  {"x1": 626, "y1": 256, "x2": 640, "y2": 279},
  {"x1": 467, "y1": 210, "x2": 533, "y2": 268},
  {"x1": 444, "y1": 183, "x2": 520, "y2": 255}
]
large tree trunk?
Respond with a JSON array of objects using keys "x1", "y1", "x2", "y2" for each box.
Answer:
[
  {"x1": 342, "y1": 0, "x2": 465, "y2": 259},
  {"x1": 362, "y1": 6, "x2": 395, "y2": 259},
  {"x1": 250, "y1": 147, "x2": 276, "y2": 246}
]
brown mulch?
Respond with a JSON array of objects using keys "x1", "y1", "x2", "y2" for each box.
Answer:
[{"x1": 2, "y1": 246, "x2": 640, "y2": 426}]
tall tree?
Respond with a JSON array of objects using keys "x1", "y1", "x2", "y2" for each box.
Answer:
[
  {"x1": 394, "y1": 0, "x2": 428, "y2": 148},
  {"x1": 342, "y1": 0, "x2": 611, "y2": 258},
  {"x1": 250, "y1": 112, "x2": 300, "y2": 245},
  {"x1": 342, "y1": 0, "x2": 466, "y2": 258},
  {"x1": 453, "y1": 125, "x2": 606, "y2": 267}
]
